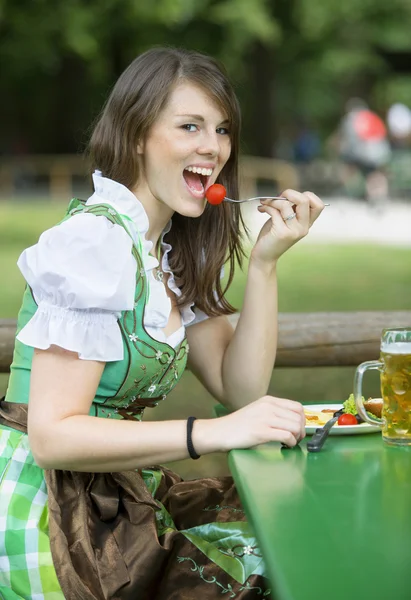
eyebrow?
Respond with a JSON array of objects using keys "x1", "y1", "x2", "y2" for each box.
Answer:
[{"x1": 176, "y1": 114, "x2": 230, "y2": 125}]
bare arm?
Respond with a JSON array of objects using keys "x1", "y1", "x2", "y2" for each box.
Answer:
[
  {"x1": 186, "y1": 260, "x2": 277, "y2": 411},
  {"x1": 28, "y1": 346, "x2": 219, "y2": 471},
  {"x1": 187, "y1": 190, "x2": 325, "y2": 410},
  {"x1": 28, "y1": 346, "x2": 306, "y2": 471}
]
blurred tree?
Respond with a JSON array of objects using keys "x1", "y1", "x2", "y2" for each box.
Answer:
[
  {"x1": 0, "y1": 0, "x2": 279, "y2": 154},
  {"x1": 268, "y1": 0, "x2": 411, "y2": 156},
  {"x1": 1, "y1": 0, "x2": 411, "y2": 157}
]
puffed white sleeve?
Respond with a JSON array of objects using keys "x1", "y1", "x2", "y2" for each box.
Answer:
[{"x1": 16, "y1": 212, "x2": 137, "y2": 361}]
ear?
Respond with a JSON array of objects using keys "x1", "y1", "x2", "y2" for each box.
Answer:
[{"x1": 137, "y1": 139, "x2": 144, "y2": 154}]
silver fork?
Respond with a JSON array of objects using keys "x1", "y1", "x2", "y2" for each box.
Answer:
[
  {"x1": 224, "y1": 196, "x2": 287, "y2": 203},
  {"x1": 224, "y1": 196, "x2": 330, "y2": 206}
]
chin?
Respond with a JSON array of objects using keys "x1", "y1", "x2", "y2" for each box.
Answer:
[{"x1": 176, "y1": 199, "x2": 206, "y2": 218}]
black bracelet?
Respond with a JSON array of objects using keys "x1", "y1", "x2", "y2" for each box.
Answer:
[{"x1": 186, "y1": 416, "x2": 200, "y2": 460}]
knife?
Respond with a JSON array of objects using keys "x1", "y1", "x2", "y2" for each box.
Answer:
[{"x1": 307, "y1": 409, "x2": 344, "y2": 453}]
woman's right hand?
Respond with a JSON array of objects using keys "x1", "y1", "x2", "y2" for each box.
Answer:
[{"x1": 197, "y1": 396, "x2": 306, "y2": 453}]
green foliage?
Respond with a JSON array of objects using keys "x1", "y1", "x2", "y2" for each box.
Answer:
[
  {"x1": 297, "y1": 0, "x2": 411, "y2": 45},
  {"x1": 207, "y1": 0, "x2": 280, "y2": 70},
  {"x1": 2, "y1": 0, "x2": 411, "y2": 154},
  {"x1": 375, "y1": 76, "x2": 411, "y2": 109},
  {"x1": 291, "y1": 0, "x2": 411, "y2": 118},
  {"x1": 0, "y1": 0, "x2": 276, "y2": 75}
]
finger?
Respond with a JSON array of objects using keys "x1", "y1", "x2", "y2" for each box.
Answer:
[
  {"x1": 260, "y1": 198, "x2": 297, "y2": 222},
  {"x1": 298, "y1": 415, "x2": 306, "y2": 441},
  {"x1": 259, "y1": 198, "x2": 306, "y2": 230},
  {"x1": 257, "y1": 204, "x2": 292, "y2": 234},
  {"x1": 279, "y1": 189, "x2": 310, "y2": 224},
  {"x1": 266, "y1": 428, "x2": 298, "y2": 447},
  {"x1": 262, "y1": 396, "x2": 305, "y2": 416},
  {"x1": 267, "y1": 416, "x2": 304, "y2": 440},
  {"x1": 277, "y1": 203, "x2": 298, "y2": 225},
  {"x1": 303, "y1": 191, "x2": 325, "y2": 226},
  {"x1": 258, "y1": 203, "x2": 299, "y2": 232},
  {"x1": 278, "y1": 408, "x2": 306, "y2": 442},
  {"x1": 266, "y1": 397, "x2": 306, "y2": 440},
  {"x1": 303, "y1": 190, "x2": 324, "y2": 209},
  {"x1": 263, "y1": 190, "x2": 323, "y2": 229},
  {"x1": 271, "y1": 404, "x2": 304, "y2": 426}
]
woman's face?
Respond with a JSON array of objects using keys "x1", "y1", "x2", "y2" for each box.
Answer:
[{"x1": 134, "y1": 81, "x2": 232, "y2": 218}]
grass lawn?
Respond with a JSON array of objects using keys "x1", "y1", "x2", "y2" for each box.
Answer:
[{"x1": 1, "y1": 200, "x2": 410, "y2": 477}]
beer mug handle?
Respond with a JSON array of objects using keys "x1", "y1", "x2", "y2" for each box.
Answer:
[{"x1": 354, "y1": 360, "x2": 383, "y2": 427}]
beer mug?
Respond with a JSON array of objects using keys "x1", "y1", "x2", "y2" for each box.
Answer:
[{"x1": 354, "y1": 327, "x2": 411, "y2": 446}]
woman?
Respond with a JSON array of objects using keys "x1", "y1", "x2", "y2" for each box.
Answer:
[{"x1": 0, "y1": 47, "x2": 324, "y2": 599}]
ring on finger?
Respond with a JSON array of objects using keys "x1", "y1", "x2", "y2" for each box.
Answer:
[{"x1": 283, "y1": 213, "x2": 296, "y2": 222}]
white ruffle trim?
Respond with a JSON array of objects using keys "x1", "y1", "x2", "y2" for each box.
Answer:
[
  {"x1": 17, "y1": 302, "x2": 123, "y2": 361},
  {"x1": 89, "y1": 174, "x2": 200, "y2": 345},
  {"x1": 160, "y1": 225, "x2": 197, "y2": 328},
  {"x1": 17, "y1": 213, "x2": 136, "y2": 312},
  {"x1": 15, "y1": 211, "x2": 135, "y2": 360},
  {"x1": 16, "y1": 173, "x2": 217, "y2": 359}
]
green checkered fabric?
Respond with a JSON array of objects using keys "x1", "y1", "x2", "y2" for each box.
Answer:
[{"x1": 0, "y1": 427, "x2": 64, "y2": 599}]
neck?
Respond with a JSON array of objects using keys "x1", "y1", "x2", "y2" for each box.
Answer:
[{"x1": 132, "y1": 188, "x2": 174, "y2": 255}]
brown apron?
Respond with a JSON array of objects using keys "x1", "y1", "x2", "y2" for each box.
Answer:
[{"x1": 0, "y1": 400, "x2": 272, "y2": 600}]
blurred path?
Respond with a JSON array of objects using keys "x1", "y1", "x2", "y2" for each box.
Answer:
[{"x1": 242, "y1": 198, "x2": 411, "y2": 246}]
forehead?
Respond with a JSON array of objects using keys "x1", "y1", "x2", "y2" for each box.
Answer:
[{"x1": 160, "y1": 81, "x2": 228, "y2": 123}]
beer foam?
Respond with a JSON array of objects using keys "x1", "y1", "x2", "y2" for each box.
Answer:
[{"x1": 381, "y1": 342, "x2": 411, "y2": 354}]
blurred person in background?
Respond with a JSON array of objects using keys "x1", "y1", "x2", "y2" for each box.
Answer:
[
  {"x1": 386, "y1": 102, "x2": 411, "y2": 199},
  {"x1": 333, "y1": 98, "x2": 392, "y2": 204},
  {"x1": 387, "y1": 102, "x2": 411, "y2": 149},
  {"x1": 293, "y1": 118, "x2": 321, "y2": 164},
  {"x1": 0, "y1": 47, "x2": 324, "y2": 599}
]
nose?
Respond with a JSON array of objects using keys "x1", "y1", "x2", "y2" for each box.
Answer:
[{"x1": 197, "y1": 129, "x2": 220, "y2": 157}]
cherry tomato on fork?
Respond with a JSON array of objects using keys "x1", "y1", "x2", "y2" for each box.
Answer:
[
  {"x1": 205, "y1": 184, "x2": 226, "y2": 205},
  {"x1": 337, "y1": 413, "x2": 358, "y2": 426}
]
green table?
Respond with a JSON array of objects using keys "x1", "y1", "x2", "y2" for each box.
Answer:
[{"x1": 229, "y1": 432, "x2": 411, "y2": 600}]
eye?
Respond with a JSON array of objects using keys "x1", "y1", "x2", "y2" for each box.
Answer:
[
  {"x1": 217, "y1": 127, "x2": 230, "y2": 136},
  {"x1": 181, "y1": 124, "x2": 198, "y2": 132}
]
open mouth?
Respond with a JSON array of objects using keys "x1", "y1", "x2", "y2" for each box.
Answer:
[{"x1": 183, "y1": 166, "x2": 213, "y2": 198}]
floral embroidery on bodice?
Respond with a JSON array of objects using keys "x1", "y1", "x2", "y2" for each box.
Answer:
[{"x1": 65, "y1": 199, "x2": 189, "y2": 421}]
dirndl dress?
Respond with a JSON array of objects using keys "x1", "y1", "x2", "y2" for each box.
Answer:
[{"x1": 0, "y1": 185, "x2": 272, "y2": 599}]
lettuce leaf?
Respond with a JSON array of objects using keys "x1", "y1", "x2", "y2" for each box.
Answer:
[
  {"x1": 343, "y1": 393, "x2": 360, "y2": 415},
  {"x1": 343, "y1": 393, "x2": 375, "y2": 419}
]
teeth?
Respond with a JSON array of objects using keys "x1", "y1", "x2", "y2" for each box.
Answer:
[{"x1": 185, "y1": 166, "x2": 213, "y2": 176}]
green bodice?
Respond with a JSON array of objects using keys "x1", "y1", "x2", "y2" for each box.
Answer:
[
  {"x1": 6, "y1": 200, "x2": 189, "y2": 421},
  {"x1": 2, "y1": 198, "x2": 269, "y2": 591}
]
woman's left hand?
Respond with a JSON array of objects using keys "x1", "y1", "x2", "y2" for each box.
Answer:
[{"x1": 251, "y1": 189, "x2": 325, "y2": 266}]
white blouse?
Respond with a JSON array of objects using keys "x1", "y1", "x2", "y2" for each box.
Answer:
[{"x1": 16, "y1": 172, "x2": 209, "y2": 361}]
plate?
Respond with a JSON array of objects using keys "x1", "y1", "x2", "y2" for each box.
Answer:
[{"x1": 304, "y1": 403, "x2": 381, "y2": 436}]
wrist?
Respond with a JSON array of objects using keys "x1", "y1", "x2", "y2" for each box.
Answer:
[
  {"x1": 248, "y1": 253, "x2": 278, "y2": 279},
  {"x1": 191, "y1": 418, "x2": 228, "y2": 455}
]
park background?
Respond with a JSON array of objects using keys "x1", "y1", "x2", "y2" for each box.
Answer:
[{"x1": 1, "y1": 0, "x2": 410, "y2": 477}]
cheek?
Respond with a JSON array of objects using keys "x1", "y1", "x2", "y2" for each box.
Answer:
[
  {"x1": 146, "y1": 137, "x2": 166, "y2": 159},
  {"x1": 143, "y1": 141, "x2": 167, "y2": 177},
  {"x1": 222, "y1": 140, "x2": 232, "y2": 164},
  {"x1": 148, "y1": 134, "x2": 188, "y2": 164}
]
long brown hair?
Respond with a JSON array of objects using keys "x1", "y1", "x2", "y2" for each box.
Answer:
[{"x1": 88, "y1": 47, "x2": 246, "y2": 316}]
